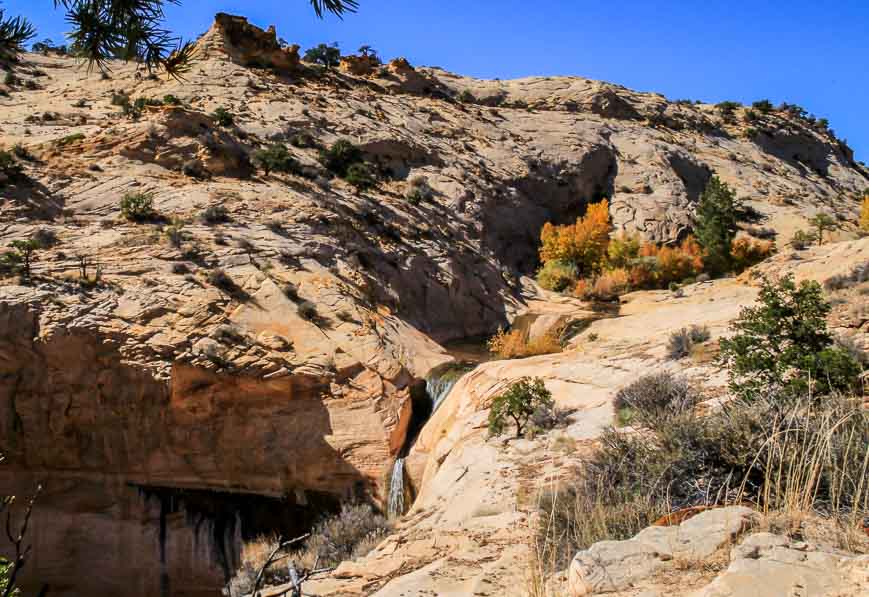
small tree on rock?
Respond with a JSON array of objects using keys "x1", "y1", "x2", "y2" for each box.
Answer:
[
  {"x1": 719, "y1": 274, "x2": 860, "y2": 401},
  {"x1": 9, "y1": 239, "x2": 38, "y2": 279},
  {"x1": 252, "y1": 144, "x2": 301, "y2": 177},
  {"x1": 488, "y1": 377, "x2": 554, "y2": 439},
  {"x1": 694, "y1": 176, "x2": 739, "y2": 274},
  {"x1": 357, "y1": 44, "x2": 379, "y2": 62},
  {"x1": 808, "y1": 212, "x2": 836, "y2": 246},
  {"x1": 304, "y1": 43, "x2": 341, "y2": 69}
]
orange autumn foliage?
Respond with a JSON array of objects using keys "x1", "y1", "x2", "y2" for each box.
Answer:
[
  {"x1": 731, "y1": 237, "x2": 775, "y2": 271},
  {"x1": 540, "y1": 200, "x2": 611, "y2": 275}
]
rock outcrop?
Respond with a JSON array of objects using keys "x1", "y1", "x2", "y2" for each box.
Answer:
[
  {"x1": 565, "y1": 514, "x2": 869, "y2": 597},
  {"x1": 568, "y1": 507, "x2": 757, "y2": 596},
  {"x1": 194, "y1": 13, "x2": 300, "y2": 72},
  {"x1": 698, "y1": 532, "x2": 869, "y2": 597}
]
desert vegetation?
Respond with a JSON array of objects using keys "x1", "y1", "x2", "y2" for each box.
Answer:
[
  {"x1": 120, "y1": 191, "x2": 156, "y2": 222},
  {"x1": 488, "y1": 377, "x2": 555, "y2": 439},
  {"x1": 487, "y1": 327, "x2": 563, "y2": 360},
  {"x1": 536, "y1": 178, "x2": 774, "y2": 300},
  {"x1": 304, "y1": 42, "x2": 341, "y2": 69},
  {"x1": 534, "y1": 274, "x2": 868, "y2": 580},
  {"x1": 228, "y1": 502, "x2": 390, "y2": 597}
]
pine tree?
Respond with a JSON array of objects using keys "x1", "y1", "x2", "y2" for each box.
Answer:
[
  {"x1": 808, "y1": 212, "x2": 836, "y2": 246},
  {"x1": 719, "y1": 275, "x2": 860, "y2": 400},
  {"x1": 694, "y1": 176, "x2": 739, "y2": 274}
]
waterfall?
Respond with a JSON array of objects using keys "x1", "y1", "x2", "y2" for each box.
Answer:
[
  {"x1": 387, "y1": 364, "x2": 472, "y2": 518},
  {"x1": 387, "y1": 457, "x2": 405, "y2": 518},
  {"x1": 426, "y1": 365, "x2": 469, "y2": 413}
]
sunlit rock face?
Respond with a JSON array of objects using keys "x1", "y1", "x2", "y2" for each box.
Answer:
[{"x1": 0, "y1": 8, "x2": 867, "y2": 597}]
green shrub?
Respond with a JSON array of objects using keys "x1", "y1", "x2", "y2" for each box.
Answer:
[
  {"x1": 720, "y1": 274, "x2": 860, "y2": 401},
  {"x1": 752, "y1": 99, "x2": 773, "y2": 113},
  {"x1": 344, "y1": 162, "x2": 376, "y2": 191},
  {"x1": 0, "y1": 149, "x2": 22, "y2": 183},
  {"x1": 11, "y1": 143, "x2": 30, "y2": 160},
  {"x1": 182, "y1": 159, "x2": 207, "y2": 179},
  {"x1": 120, "y1": 191, "x2": 155, "y2": 222},
  {"x1": 252, "y1": 144, "x2": 301, "y2": 176},
  {"x1": 536, "y1": 260, "x2": 578, "y2": 292},
  {"x1": 55, "y1": 133, "x2": 85, "y2": 147},
  {"x1": 283, "y1": 282, "x2": 299, "y2": 301},
  {"x1": 488, "y1": 377, "x2": 554, "y2": 438},
  {"x1": 405, "y1": 175, "x2": 432, "y2": 204},
  {"x1": 288, "y1": 132, "x2": 316, "y2": 148},
  {"x1": 715, "y1": 101, "x2": 741, "y2": 121},
  {"x1": 304, "y1": 43, "x2": 341, "y2": 69},
  {"x1": 790, "y1": 229, "x2": 816, "y2": 250},
  {"x1": 201, "y1": 205, "x2": 229, "y2": 224},
  {"x1": 212, "y1": 106, "x2": 234, "y2": 127},
  {"x1": 207, "y1": 268, "x2": 234, "y2": 291},
  {"x1": 31, "y1": 227, "x2": 58, "y2": 248},
  {"x1": 459, "y1": 90, "x2": 476, "y2": 103},
  {"x1": 318, "y1": 140, "x2": 364, "y2": 177},
  {"x1": 111, "y1": 91, "x2": 157, "y2": 119},
  {"x1": 164, "y1": 220, "x2": 185, "y2": 247}
]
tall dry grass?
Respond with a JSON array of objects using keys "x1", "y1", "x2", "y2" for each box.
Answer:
[
  {"x1": 737, "y1": 398, "x2": 869, "y2": 537},
  {"x1": 527, "y1": 393, "x2": 869, "y2": 594},
  {"x1": 488, "y1": 328, "x2": 563, "y2": 360}
]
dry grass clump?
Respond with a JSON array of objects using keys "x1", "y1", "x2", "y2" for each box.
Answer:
[
  {"x1": 531, "y1": 392, "x2": 869, "y2": 591},
  {"x1": 228, "y1": 503, "x2": 391, "y2": 596},
  {"x1": 488, "y1": 327, "x2": 562, "y2": 359},
  {"x1": 294, "y1": 503, "x2": 391, "y2": 570},
  {"x1": 667, "y1": 325, "x2": 712, "y2": 360},
  {"x1": 613, "y1": 371, "x2": 699, "y2": 429},
  {"x1": 227, "y1": 533, "x2": 282, "y2": 597}
]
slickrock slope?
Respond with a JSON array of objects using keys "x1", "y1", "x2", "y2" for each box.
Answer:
[
  {"x1": 300, "y1": 239, "x2": 869, "y2": 597},
  {"x1": 0, "y1": 13, "x2": 867, "y2": 597}
]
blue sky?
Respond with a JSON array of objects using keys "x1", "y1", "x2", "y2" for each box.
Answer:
[{"x1": 7, "y1": 0, "x2": 869, "y2": 162}]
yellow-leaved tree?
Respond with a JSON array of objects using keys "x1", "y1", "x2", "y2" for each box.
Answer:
[
  {"x1": 539, "y1": 199, "x2": 610, "y2": 275},
  {"x1": 859, "y1": 193, "x2": 869, "y2": 234}
]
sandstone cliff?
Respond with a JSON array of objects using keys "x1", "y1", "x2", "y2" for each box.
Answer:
[{"x1": 0, "y1": 13, "x2": 867, "y2": 597}]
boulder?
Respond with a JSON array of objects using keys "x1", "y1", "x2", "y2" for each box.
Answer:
[
  {"x1": 568, "y1": 507, "x2": 757, "y2": 596},
  {"x1": 694, "y1": 532, "x2": 869, "y2": 596}
]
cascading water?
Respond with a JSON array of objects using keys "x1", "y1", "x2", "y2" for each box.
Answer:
[
  {"x1": 387, "y1": 364, "x2": 474, "y2": 517},
  {"x1": 426, "y1": 364, "x2": 471, "y2": 413},
  {"x1": 387, "y1": 457, "x2": 405, "y2": 518}
]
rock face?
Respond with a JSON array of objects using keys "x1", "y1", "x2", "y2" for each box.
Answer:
[
  {"x1": 195, "y1": 13, "x2": 300, "y2": 71},
  {"x1": 568, "y1": 507, "x2": 757, "y2": 596},
  {"x1": 0, "y1": 11, "x2": 868, "y2": 597},
  {"x1": 339, "y1": 54, "x2": 381, "y2": 77},
  {"x1": 566, "y1": 518, "x2": 869, "y2": 597},
  {"x1": 697, "y1": 532, "x2": 869, "y2": 597}
]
